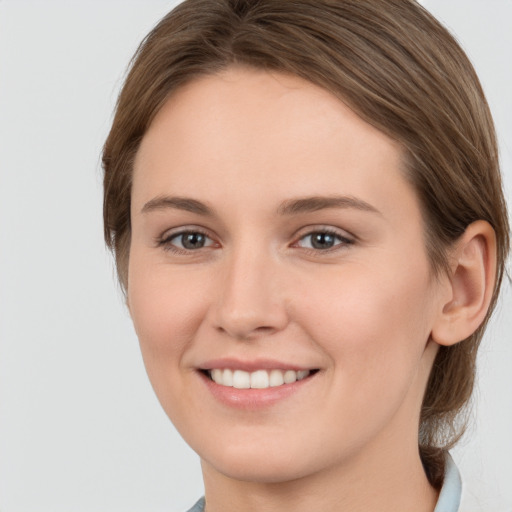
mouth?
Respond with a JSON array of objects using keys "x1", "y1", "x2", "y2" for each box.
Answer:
[{"x1": 202, "y1": 368, "x2": 319, "y2": 389}]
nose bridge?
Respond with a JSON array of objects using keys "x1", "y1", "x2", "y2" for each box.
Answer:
[{"x1": 213, "y1": 239, "x2": 288, "y2": 339}]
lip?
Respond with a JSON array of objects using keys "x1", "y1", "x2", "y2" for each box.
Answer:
[
  {"x1": 197, "y1": 359, "x2": 319, "y2": 410},
  {"x1": 199, "y1": 357, "x2": 313, "y2": 372}
]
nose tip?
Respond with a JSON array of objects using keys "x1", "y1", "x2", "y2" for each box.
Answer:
[{"x1": 211, "y1": 254, "x2": 289, "y2": 340}]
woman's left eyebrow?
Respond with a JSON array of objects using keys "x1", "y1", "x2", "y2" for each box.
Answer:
[{"x1": 277, "y1": 196, "x2": 382, "y2": 216}]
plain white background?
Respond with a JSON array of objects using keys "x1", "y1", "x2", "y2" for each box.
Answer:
[{"x1": 0, "y1": 1, "x2": 510, "y2": 511}]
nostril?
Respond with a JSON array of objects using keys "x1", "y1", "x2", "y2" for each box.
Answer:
[
  {"x1": 254, "y1": 326, "x2": 276, "y2": 333},
  {"x1": 215, "y1": 323, "x2": 278, "y2": 340}
]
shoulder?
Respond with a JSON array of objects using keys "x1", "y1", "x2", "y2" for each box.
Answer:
[{"x1": 184, "y1": 496, "x2": 205, "y2": 512}]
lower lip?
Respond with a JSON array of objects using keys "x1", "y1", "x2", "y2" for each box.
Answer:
[{"x1": 198, "y1": 371, "x2": 316, "y2": 410}]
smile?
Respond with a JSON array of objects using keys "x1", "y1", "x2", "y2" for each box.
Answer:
[{"x1": 207, "y1": 368, "x2": 314, "y2": 389}]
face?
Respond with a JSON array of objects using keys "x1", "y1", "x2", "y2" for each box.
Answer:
[{"x1": 128, "y1": 68, "x2": 444, "y2": 484}]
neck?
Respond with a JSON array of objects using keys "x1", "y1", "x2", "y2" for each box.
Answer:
[{"x1": 201, "y1": 437, "x2": 438, "y2": 512}]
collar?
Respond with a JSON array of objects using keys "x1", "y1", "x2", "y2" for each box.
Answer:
[{"x1": 434, "y1": 452, "x2": 462, "y2": 512}]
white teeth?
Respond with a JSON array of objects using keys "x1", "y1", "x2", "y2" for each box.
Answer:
[
  {"x1": 283, "y1": 370, "x2": 297, "y2": 384},
  {"x1": 222, "y1": 368, "x2": 233, "y2": 386},
  {"x1": 269, "y1": 369, "x2": 284, "y2": 387},
  {"x1": 233, "y1": 370, "x2": 251, "y2": 389},
  {"x1": 208, "y1": 368, "x2": 312, "y2": 389},
  {"x1": 250, "y1": 370, "x2": 269, "y2": 389},
  {"x1": 211, "y1": 369, "x2": 222, "y2": 384}
]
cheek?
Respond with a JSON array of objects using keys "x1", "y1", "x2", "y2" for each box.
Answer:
[
  {"x1": 296, "y1": 257, "x2": 435, "y2": 399},
  {"x1": 127, "y1": 253, "x2": 210, "y2": 382}
]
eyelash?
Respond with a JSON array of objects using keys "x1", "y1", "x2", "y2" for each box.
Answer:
[
  {"x1": 293, "y1": 228, "x2": 354, "y2": 253},
  {"x1": 157, "y1": 228, "x2": 216, "y2": 254},
  {"x1": 156, "y1": 227, "x2": 354, "y2": 255}
]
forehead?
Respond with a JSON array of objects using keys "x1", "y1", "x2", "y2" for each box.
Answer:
[
  {"x1": 138, "y1": 67, "x2": 402, "y2": 165},
  {"x1": 133, "y1": 67, "x2": 417, "y2": 223}
]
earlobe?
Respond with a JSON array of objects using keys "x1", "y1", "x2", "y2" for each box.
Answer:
[{"x1": 431, "y1": 220, "x2": 497, "y2": 347}]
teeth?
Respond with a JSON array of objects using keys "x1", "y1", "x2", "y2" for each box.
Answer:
[
  {"x1": 233, "y1": 370, "x2": 251, "y2": 389},
  {"x1": 223, "y1": 368, "x2": 233, "y2": 386},
  {"x1": 211, "y1": 369, "x2": 222, "y2": 383},
  {"x1": 250, "y1": 370, "x2": 269, "y2": 389},
  {"x1": 283, "y1": 370, "x2": 297, "y2": 384},
  {"x1": 208, "y1": 368, "x2": 312, "y2": 389},
  {"x1": 269, "y1": 369, "x2": 284, "y2": 387}
]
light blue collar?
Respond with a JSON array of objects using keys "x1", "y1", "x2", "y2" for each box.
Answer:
[{"x1": 434, "y1": 452, "x2": 462, "y2": 512}]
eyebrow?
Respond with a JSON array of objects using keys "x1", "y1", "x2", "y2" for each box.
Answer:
[
  {"x1": 141, "y1": 194, "x2": 381, "y2": 217},
  {"x1": 277, "y1": 195, "x2": 381, "y2": 216},
  {"x1": 141, "y1": 196, "x2": 214, "y2": 216}
]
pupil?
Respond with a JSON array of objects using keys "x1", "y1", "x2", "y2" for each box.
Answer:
[
  {"x1": 182, "y1": 233, "x2": 205, "y2": 249},
  {"x1": 311, "y1": 233, "x2": 335, "y2": 249}
]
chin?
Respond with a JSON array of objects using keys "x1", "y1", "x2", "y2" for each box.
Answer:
[
  {"x1": 203, "y1": 453, "x2": 314, "y2": 484},
  {"x1": 194, "y1": 433, "x2": 335, "y2": 485}
]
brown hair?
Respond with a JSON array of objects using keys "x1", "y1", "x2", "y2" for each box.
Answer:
[{"x1": 102, "y1": 0, "x2": 510, "y2": 487}]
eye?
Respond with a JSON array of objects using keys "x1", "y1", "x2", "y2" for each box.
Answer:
[
  {"x1": 159, "y1": 230, "x2": 216, "y2": 252},
  {"x1": 295, "y1": 230, "x2": 353, "y2": 251}
]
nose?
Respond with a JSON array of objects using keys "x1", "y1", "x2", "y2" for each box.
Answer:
[{"x1": 211, "y1": 246, "x2": 289, "y2": 341}]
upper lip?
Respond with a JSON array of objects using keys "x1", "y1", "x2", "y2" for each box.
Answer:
[{"x1": 198, "y1": 358, "x2": 317, "y2": 372}]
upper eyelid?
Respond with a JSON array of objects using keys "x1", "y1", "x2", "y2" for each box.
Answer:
[
  {"x1": 293, "y1": 225, "x2": 355, "y2": 241},
  {"x1": 158, "y1": 225, "x2": 214, "y2": 241}
]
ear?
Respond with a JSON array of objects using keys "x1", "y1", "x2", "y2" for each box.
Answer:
[{"x1": 431, "y1": 220, "x2": 497, "y2": 347}]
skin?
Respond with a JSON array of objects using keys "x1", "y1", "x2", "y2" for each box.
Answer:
[{"x1": 127, "y1": 67, "x2": 460, "y2": 512}]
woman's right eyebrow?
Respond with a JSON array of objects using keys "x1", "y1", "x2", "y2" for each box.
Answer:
[{"x1": 141, "y1": 196, "x2": 214, "y2": 216}]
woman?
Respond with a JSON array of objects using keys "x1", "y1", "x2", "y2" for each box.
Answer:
[{"x1": 102, "y1": 1, "x2": 510, "y2": 510}]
